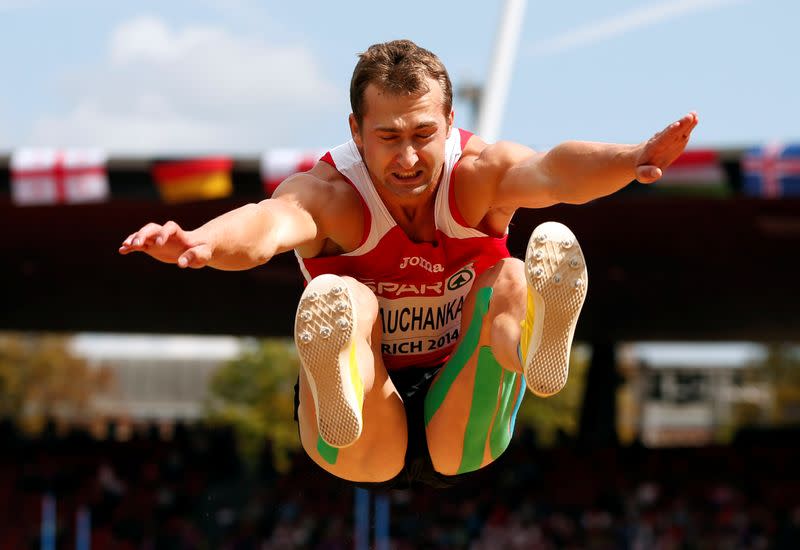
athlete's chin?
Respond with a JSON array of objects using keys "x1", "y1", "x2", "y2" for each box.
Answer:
[
  {"x1": 384, "y1": 179, "x2": 432, "y2": 198},
  {"x1": 389, "y1": 184, "x2": 431, "y2": 198}
]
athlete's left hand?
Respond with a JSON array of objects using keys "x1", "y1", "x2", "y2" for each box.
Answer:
[{"x1": 634, "y1": 111, "x2": 699, "y2": 184}]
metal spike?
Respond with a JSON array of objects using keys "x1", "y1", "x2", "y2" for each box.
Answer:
[
  {"x1": 299, "y1": 331, "x2": 312, "y2": 343},
  {"x1": 320, "y1": 326, "x2": 332, "y2": 338}
]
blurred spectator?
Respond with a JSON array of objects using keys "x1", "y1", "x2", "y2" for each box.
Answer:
[{"x1": 4, "y1": 420, "x2": 800, "y2": 548}]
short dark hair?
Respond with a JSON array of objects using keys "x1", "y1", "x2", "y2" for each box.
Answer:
[{"x1": 350, "y1": 40, "x2": 453, "y2": 126}]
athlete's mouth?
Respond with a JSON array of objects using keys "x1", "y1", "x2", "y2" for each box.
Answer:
[{"x1": 391, "y1": 170, "x2": 423, "y2": 182}]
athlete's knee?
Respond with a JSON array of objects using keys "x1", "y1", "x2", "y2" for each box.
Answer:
[
  {"x1": 428, "y1": 441, "x2": 462, "y2": 476},
  {"x1": 476, "y1": 260, "x2": 527, "y2": 363},
  {"x1": 302, "y1": 437, "x2": 406, "y2": 483},
  {"x1": 339, "y1": 276, "x2": 380, "y2": 333},
  {"x1": 426, "y1": 345, "x2": 525, "y2": 476},
  {"x1": 353, "y1": 448, "x2": 405, "y2": 483},
  {"x1": 484, "y1": 258, "x2": 526, "y2": 300}
]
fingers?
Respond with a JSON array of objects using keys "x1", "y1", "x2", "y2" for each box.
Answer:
[
  {"x1": 636, "y1": 165, "x2": 663, "y2": 185},
  {"x1": 669, "y1": 111, "x2": 699, "y2": 140},
  {"x1": 119, "y1": 222, "x2": 162, "y2": 251},
  {"x1": 155, "y1": 221, "x2": 180, "y2": 247},
  {"x1": 640, "y1": 111, "x2": 699, "y2": 175},
  {"x1": 177, "y1": 244, "x2": 211, "y2": 269},
  {"x1": 118, "y1": 221, "x2": 181, "y2": 254}
]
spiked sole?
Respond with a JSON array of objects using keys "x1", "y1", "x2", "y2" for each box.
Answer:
[
  {"x1": 523, "y1": 222, "x2": 588, "y2": 397},
  {"x1": 294, "y1": 274, "x2": 363, "y2": 448}
]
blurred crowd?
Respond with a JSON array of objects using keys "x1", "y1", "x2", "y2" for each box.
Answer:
[{"x1": 2, "y1": 419, "x2": 800, "y2": 549}]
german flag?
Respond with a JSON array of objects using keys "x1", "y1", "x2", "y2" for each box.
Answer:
[{"x1": 152, "y1": 157, "x2": 233, "y2": 203}]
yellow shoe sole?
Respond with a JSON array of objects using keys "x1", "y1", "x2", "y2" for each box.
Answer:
[
  {"x1": 294, "y1": 274, "x2": 364, "y2": 448},
  {"x1": 522, "y1": 222, "x2": 588, "y2": 397}
]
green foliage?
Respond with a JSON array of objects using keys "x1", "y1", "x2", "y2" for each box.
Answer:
[
  {"x1": 205, "y1": 339, "x2": 300, "y2": 472},
  {"x1": 761, "y1": 344, "x2": 800, "y2": 424},
  {"x1": 0, "y1": 332, "x2": 111, "y2": 433},
  {"x1": 515, "y1": 344, "x2": 590, "y2": 446}
]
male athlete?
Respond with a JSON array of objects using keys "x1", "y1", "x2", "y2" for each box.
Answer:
[{"x1": 120, "y1": 40, "x2": 698, "y2": 487}]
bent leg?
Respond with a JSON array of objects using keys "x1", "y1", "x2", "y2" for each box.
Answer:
[
  {"x1": 425, "y1": 259, "x2": 527, "y2": 476},
  {"x1": 425, "y1": 222, "x2": 588, "y2": 475},
  {"x1": 296, "y1": 275, "x2": 407, "y2": 483}
]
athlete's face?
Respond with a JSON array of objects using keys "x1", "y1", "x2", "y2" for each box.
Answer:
[{"x1": 350, "y1": 78, "x2": 453, "y2": 203}]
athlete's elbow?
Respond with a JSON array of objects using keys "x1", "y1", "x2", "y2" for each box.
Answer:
[{"x1": 550, "y1": 183, "x2": 597, "y2": 206}]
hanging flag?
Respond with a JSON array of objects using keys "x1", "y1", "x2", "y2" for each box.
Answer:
[
  {"x1": 654, "y1": 149, "x2": 729, "y2": 196},
  {"x1": 260, "y1": 149, "x2": 326, "y2": 197},
  {"x1": 742, "y1": 142, "x2": 800, "y2": 198},
  {"x1": 10, "y1": 148, "x2": 109, "y2": 206},
  {"x1": 151, "y1": 157, "x2": 233, "y2": 204}
]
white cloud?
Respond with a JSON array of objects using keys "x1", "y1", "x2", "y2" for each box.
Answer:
[
  {"x1": 31, "y1": 99, "x2": 232, "y2": 154},
  {"x1": 31, "y1": 15, "x2": 343, "y2": 153},
  {"x1": 528, "y1": 0, "x2": 747, "y2": 56}
]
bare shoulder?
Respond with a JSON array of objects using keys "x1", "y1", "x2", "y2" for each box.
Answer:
[
  {"x1": 463, "y1": 137, "x2": 536, "y2": 176},
  {"x1": 272, "y1": 160, "x2": 365, "y2": 255},
  {"x1": 453, "y1": 134, "x2": 537, "y2": 228}
]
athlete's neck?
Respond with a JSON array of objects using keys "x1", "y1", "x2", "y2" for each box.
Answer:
[{"x1": 382, "y1": 190, "x2": 438, "y2": 243}]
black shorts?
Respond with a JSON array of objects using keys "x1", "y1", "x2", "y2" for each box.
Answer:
[{"x1": 293, "y1": 364, "x2": 468, "y2": 490}]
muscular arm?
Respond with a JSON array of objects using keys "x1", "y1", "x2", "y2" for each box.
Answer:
[
  {"x1": 472, "y1": 112, "x2": 699, "y2": 211},
  {"x1": 119, "y1": 170, "x2": 344, "y2": 270},
  {"x1": 189, "y1": 185, "x2": 320, "y2": 270}
]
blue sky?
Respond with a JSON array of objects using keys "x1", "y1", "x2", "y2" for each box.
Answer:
[{"x1": 0, "y1": 0, "x2": 796, "y2": 154}]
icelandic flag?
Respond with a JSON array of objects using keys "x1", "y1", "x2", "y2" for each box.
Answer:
[
  {"x1": 742, "y1": 142, "x2": 800, "y2": 198},
  {"x1": 260, "y1": 149, "x2": 326, "y2": 197},
  {"x1": 11, "y1": 148, "x2": 109, "y2": 206}
]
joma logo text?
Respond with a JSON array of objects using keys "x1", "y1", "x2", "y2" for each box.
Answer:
[{"x1": 399, "y1": 256, "x2": 444, "y2": 273}]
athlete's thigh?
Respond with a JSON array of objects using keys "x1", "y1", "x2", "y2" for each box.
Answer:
[{"x1": 423, "y1": 258, "x2": 527, "y2": 476}]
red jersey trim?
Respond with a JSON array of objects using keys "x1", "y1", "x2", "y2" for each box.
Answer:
[
  {"x1": 320, "y1": 151, "x2": 334, "y2": 166},
  {"x1": 458, "y1": 128, "x2": 474, "y2": 150},
  {"x1": 448, "y1": 160, "x2": 471, "y2": 229},
  {"x1": 447, "y1": 128, "x2": 476, "y2": 229},
  {"x1": 320, "y1": 151, "x2": 371, "y2": 249}
]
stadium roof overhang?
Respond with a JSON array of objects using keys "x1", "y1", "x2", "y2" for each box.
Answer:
[{"x1": 2, "y1": 194, "x2": 798, "y2": 341}]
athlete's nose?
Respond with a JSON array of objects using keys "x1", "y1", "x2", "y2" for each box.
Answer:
[{"x1": 396, "y1": 145, "x2": 419, "y2": 169}]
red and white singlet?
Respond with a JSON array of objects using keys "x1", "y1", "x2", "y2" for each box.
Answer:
[{"x1": 296, "y1": 128, "x2": 510, "y2": 370}]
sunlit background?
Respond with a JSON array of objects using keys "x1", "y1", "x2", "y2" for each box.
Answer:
[{"x1": 1, "y1": 0, "x2": 799, "y2": 548}]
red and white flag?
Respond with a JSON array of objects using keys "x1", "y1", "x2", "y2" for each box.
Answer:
[
  {"x1": 11, "y1": 148, "x2": 109, "y2": 206},
  {"x1": 656, "y1": 149, "x2": 729, "y2": 195},
  {"x1": 260, "y1": 149, "x2": 326, "y2": 197}
]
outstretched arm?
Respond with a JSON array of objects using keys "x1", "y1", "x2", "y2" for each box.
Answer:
[
  {"x1": 489, "y1": 112, "x2": 699, "y2": 208},
  {"x1": 118, "y1": 173, "x2": 326, "y2": 270}
]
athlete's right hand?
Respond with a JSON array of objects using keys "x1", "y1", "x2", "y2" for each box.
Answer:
[{"x1": 118, "y1": 221, "x2": 212, "y2": 268}]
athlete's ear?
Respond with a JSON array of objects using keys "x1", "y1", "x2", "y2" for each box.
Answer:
[
  {"x1": 447, "y1": 110, "x2": 454, "y2": 136},
  {"x1": 349, "y1": 114, "x2": 363, "y2": 148}
]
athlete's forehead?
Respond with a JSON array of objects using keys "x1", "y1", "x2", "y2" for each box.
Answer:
[{"x1": 360, "y1": 80, "x2": 448, "y2": 131}]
